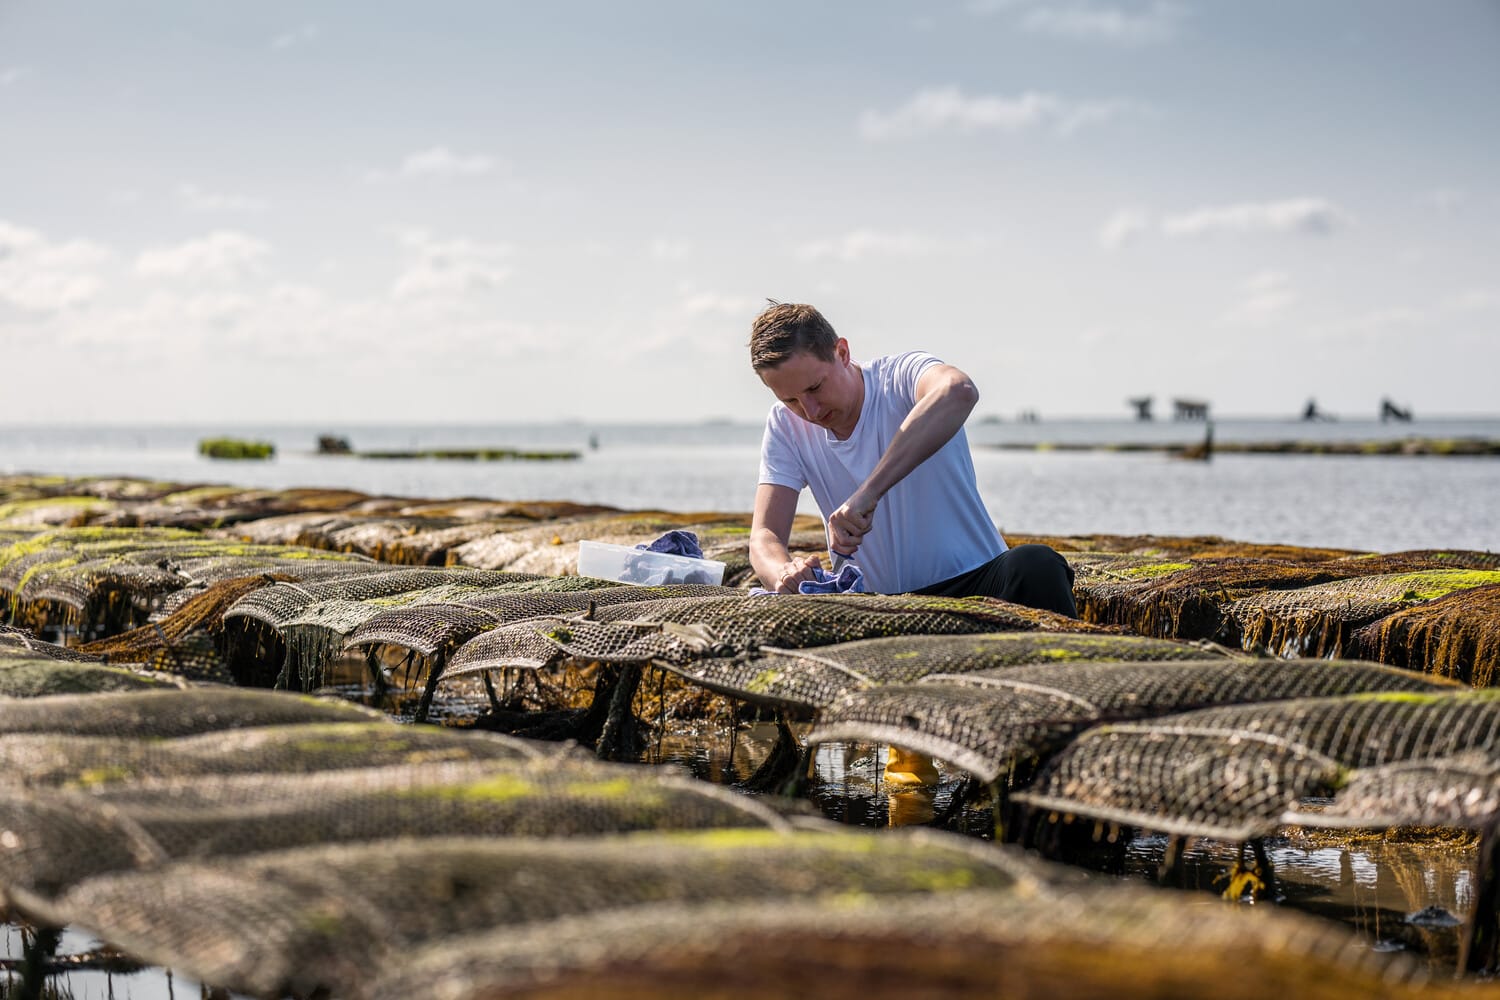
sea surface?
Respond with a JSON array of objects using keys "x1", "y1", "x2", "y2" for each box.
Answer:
[{"x1": 2, "y1": 419, "x2": 1497, "y2": 553}]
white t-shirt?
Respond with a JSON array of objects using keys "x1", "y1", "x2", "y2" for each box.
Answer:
[{"x1": 758, "y1": 351, "x2": 1006, "y2": 594}]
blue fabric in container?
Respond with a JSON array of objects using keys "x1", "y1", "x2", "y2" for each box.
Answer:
[
  {"x1": 624, "y1": 530, "x2": 714, "y2": 585},
  {"x1": 636, "y1": 530, "x2": 704, "y2": 559}
]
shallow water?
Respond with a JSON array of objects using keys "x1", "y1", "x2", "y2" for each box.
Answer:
[{"x1": 2, "y1": 420, "x2": 1497, "y2": 551}]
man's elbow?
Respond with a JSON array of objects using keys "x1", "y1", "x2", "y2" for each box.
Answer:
[{"x1": 948, "y1": 375, "x2": 980, "y2": 418}]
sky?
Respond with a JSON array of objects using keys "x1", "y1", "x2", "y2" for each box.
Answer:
[{"x1": 1, "y1": 0, "x2": 1496, "y2": 424}]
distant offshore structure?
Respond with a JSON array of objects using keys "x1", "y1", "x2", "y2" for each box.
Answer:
[
  {"x1": 1172, "y1": 398, "x2": 1210, "y2": 421},
  {"x1": 1121, "y1": 396, "x2": 1212, "y2": 422},
  {"x1": 1382, "y1": 397, "x2": 1414, "y2": 422},
  {"x1": 1120, "y1": 397, "x2": 1419, "y2": 423}
]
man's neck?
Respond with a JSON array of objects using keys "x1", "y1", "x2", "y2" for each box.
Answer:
[{"x1": 829, "y1": 362, "x2": 864, "y2": 440}]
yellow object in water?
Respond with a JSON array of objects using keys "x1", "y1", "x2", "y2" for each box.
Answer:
[{"x1": 884, "y1": 745, "x2": 940, "y2": 786}]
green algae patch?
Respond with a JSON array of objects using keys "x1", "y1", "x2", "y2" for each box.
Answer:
[
  {"x1": 160, "y1": 485, "x2": 250, "y2": 505},
  {"x1": 415, "y1": 775, "x2": 540, "y2": 802},
  {"x1": 562, "y1": 777, "x2": 652, "y2": 800},
  {"x1": 199, "y1": 438, "x2": 275, "y2": 460},
  {"x1": 1353, "y1": 690, "x2": 1500, "y2": 705},
  {"x1": 747, "y1": 668, "x2": 782, "y2": 693},
  {"x1": 643, "y1": 829, "x2": 799, "y2": 850},
  {"x1": 357, "y1": 447, "x2": 579, "y2": 461},
  {"x1": 1385, "y1": 570, "x2": 1500, "y2": 602},
  {"x1": 1118, "y1": 562, "x2": 1192, "y2": 579},
  {"x1": 71, "y1": 765, "x2": 135, "y2": 788},
  {"x1": 1030, "y1": 647, "x2": 1090, "y2": 662},
  {"x1": 0, "y1": 496, "x2": 112, "y2": 522},
  {"x1": 300, "y1": 907, "x2": 345, "y2": 938},
  {"x1": 904, "y1": 867, "x2": 979, "y2": 892}
]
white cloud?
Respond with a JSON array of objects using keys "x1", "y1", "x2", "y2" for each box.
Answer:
[
  {"x1": 270, "y1": 23, "x2": 320, "y2": 51},
  {"x1": 1098, "y1": 208, "x2": 1152, "y2": 250},
  {"x1": 1022, "y1": 3, "x2": 1186, "y2": 44},
  {"x1": 1444, "y1": 288, "x2": 1500, "y2": 312},
  {"x1": 1309, "y1": 306, "x2": 1424, "y2": 343},
  {"x1": 794, "y1": 229, "x2": 941, "y2": 262},
  {"x1": 178, "y1": 184, "x2": 268, "y2": 214},
  {"x1": 1417, "y1": 188, "x2": 1469, "y2": 214},
  {"x1": 859, "y1": 87, "x2": 1143, "y2": 140},
  {"x1": 0, "y1": 66, "x2": 29, "y2": 87},
  {"x1": 649, "y1": 239, "x2": 693, "y2": 262},
  {"x1": 1160, "y1": 198, "x2": 1347, "y2": 238},
  {"x1": 390, "y1": 229, "x2": 512, "y2": 299},
  {"x1": 1222, "y1": 270, "x2": 1295, "y2": 325},
  {"x1": 0, "y1": 220, "x2": 113, "y2": 313},
  {"x1": 136, "y1": 230, "x2": 271, "y2": 281},
  {"x1": 967, "y1": 0, "x2": 1028, "y2": 13},
  {"x1": 678, "y1": 291, "x2": 757, "y2": 317},
  {"x1": 368, "y1": 147, "x2": 497, "y2": 182}
]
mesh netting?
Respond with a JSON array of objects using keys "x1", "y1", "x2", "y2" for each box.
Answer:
[
  {"x1": 0, "y1": 625, "x2": 97, "y2": 661},
  {"x1": 444, "y1": 593, "x2": 1093, "y2": 678},
  {"x1": 221, "y1": 568, "x2": 546, "y2": 631},
  {"x1": 365, "y1": 883, "x2": 1429, "y2": 1000},
  {"x1": 11, "y1": 829, "x2": 1035, "y2": 999},
  {"x1": 1331, "y1": 550, "x2": 1500, "y2": 574},
  {"x1": 166, "y1": 553, "x2": 378, "y2": 591},
  {"x1": 811, "y1": 659, "x2": 1455, "y2": 784},
  {"x1": 76, "y1": 573, "x2": 295, "y2": 680},
  {"x1": 1015, "y1": 725, "x2": 1345, "y2": 839},
  {"x1": 0, "y1": 652, "x2": 184, "y2": 697},
  {"x1": 448, "y1": 513, "x2": 755, "y2": 574},
  {"x1": 1025, "y1": 533, "x2": 1365, "y2": 563},
  {"x1": 1016, "y1": 690, "x2": 1500, "y2": 838},
  {"x1": 0, "y1": 758, "x2": 790, "y2": 895},
  {"x1": 1354, "y1": 584, "x2": 1500, "y2": 687},
  {"x1": 343, "y1": 582, "x2": 741, "y2": 659},
  {"x1": 653, "y1": 633, "x2": 1224, "y2": 712},
  {"x1": 0, "y1": 687, "x2": 384, "y2": 739},
  {"x1": 1229, "y1": 570, "x2": 1500, "y2": 659},
  {"x1": 1, "y1": 529, "x2": 378, "y2": 635},
  {"x1": 1073, "y1": 558, "x2": 1358, "y2": 642},
  {"x1": 1287, "y1": 751, "x2": 1500, "y2": 831},
  {"x1": 0, "y1": 721, "x2": 544, "y2": 790}
]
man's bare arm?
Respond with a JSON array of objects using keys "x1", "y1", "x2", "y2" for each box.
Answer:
[
  {"x1": 827, "y1": 363, "x2": 979, "y2": 556},
  {"x1": 750, "y1": 483, "x2": 823, "y2": 593}
]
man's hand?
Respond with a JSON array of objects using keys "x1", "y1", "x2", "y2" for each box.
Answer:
[
  {"x1": 773, "y1": 555, "x2": 823, "y2": 594},
  {"x1": 827, "y1": 494, "x2": 877, "y2": 558}
]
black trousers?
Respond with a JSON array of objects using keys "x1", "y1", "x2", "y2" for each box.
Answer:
[{"x1": 915, "y1": 544, "x2": 1078, "y2": 618}]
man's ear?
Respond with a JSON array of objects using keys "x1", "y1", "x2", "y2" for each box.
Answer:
[{"x1": 834, "y1": 338, "x2": 850, "y2": 365}]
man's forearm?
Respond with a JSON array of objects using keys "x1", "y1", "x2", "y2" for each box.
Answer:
[
  {"x1": 749, "y1": 530, "x2": 794, "y2": 590},
  {"x1": 854, "y1": 373, "x2": 978, "y2": 506}
]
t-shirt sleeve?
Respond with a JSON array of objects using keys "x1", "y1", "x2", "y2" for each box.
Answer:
[
  {"x1": 887, "y1": 351, "x2": 945, "y2": 409},
  {"x1": 757, "y1": 407, "x2": 807, "y2": 492}
]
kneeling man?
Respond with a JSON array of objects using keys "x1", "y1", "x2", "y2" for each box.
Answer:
[{"x1": 748, "y1": 301, "x2": 1076, "y2": 616}]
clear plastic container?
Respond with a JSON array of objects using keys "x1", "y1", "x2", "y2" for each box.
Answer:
[{"x1": 576, "y1": 540, "x2": 726, "y2": 586}]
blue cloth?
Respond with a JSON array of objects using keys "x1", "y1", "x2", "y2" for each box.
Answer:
[
  {"x1": 637, "y1": 530, "x2": 703, "y2": 559},
  {"x1": 797, "y1": 563, "x2": 867, "y2": 594},
  {"x1": 750, "y1": 562, "x2": 867, "y2": 596}
]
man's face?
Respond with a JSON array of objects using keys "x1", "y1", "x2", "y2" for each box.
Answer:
[{"x1": 758, "y1": 340, "x2": 862, "y2": 437}]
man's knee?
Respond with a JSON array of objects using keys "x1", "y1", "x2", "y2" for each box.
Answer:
[
  {"x1": 1002, "y1": 544, "x2": 1077, "y2": 617},
  {"x1": 1006, "y1": 544, "x2": 1075, "y2": 585}
]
